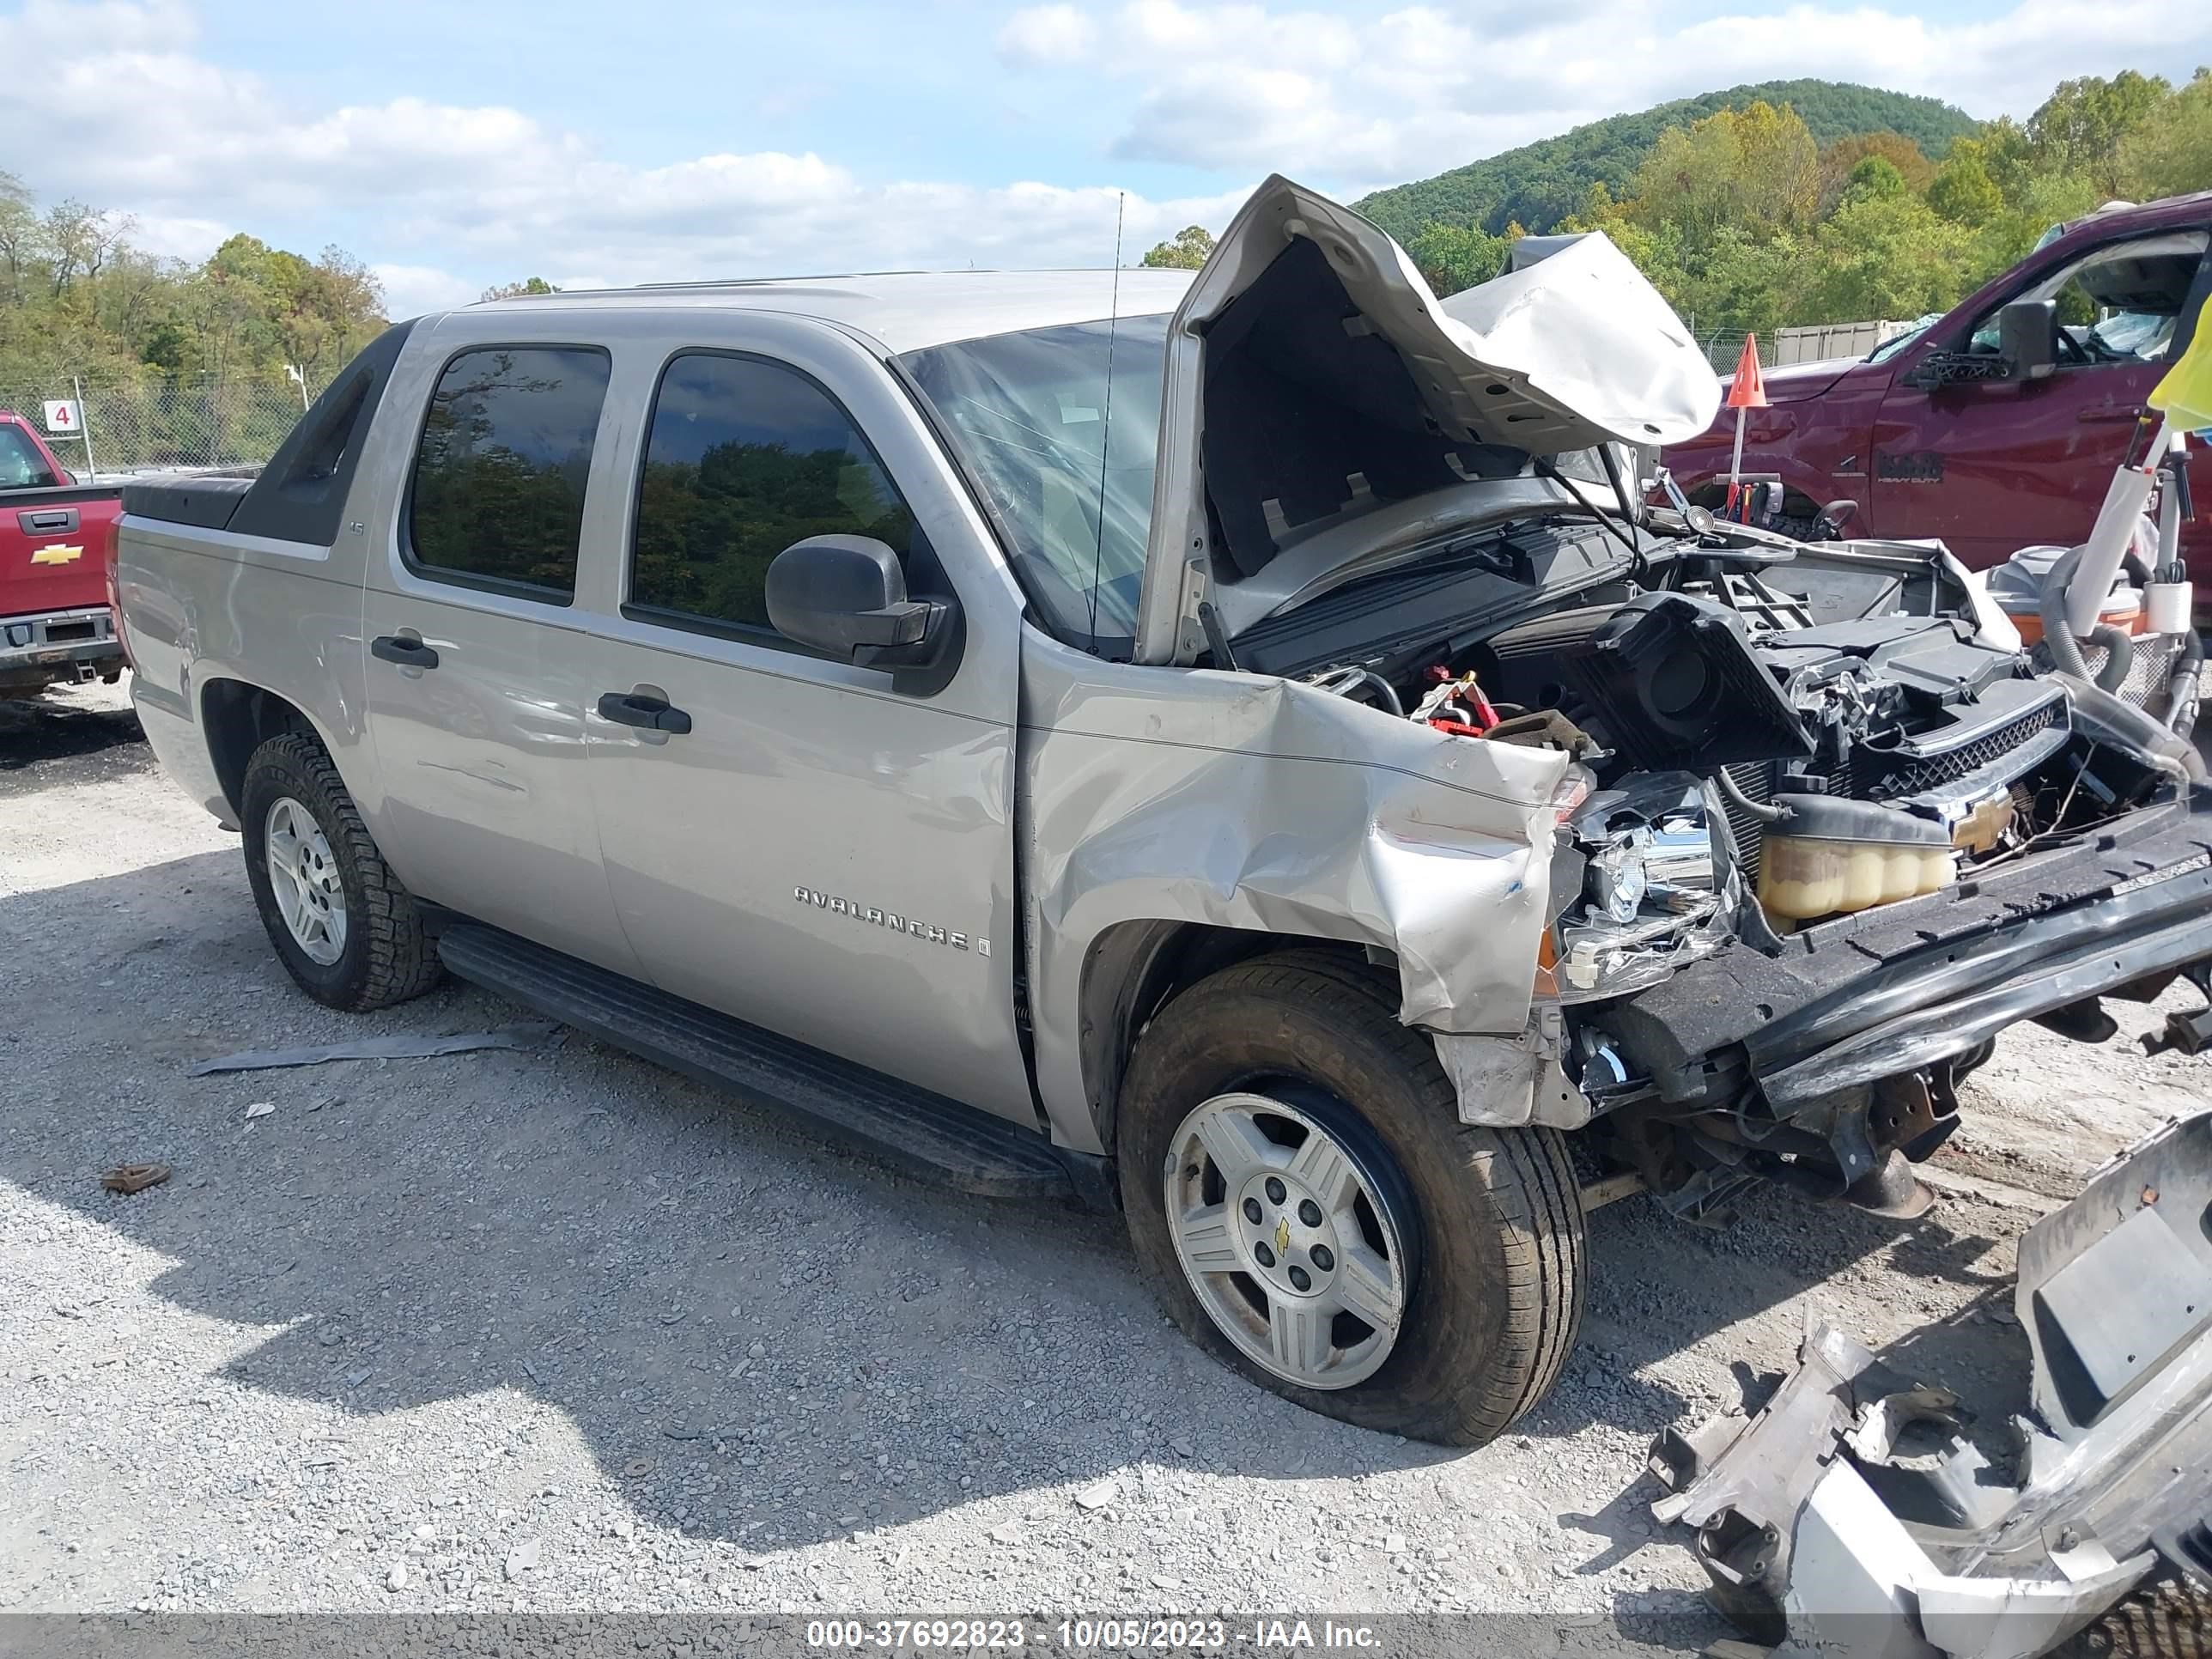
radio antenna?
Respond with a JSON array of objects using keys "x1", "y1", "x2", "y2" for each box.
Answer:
[{"x1": 1086, "y1": 191, "x2": 1126, "y2": 653}]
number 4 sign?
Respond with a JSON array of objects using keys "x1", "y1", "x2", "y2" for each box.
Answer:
[{"x1": 43, "y1": 399, "x2": 81, "y2": 434}]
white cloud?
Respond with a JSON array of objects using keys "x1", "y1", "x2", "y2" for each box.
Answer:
[
  {"x1": 997, "y1": 3, "x2": 1100, "y2": 63},
  {"x1": 370, "y1": 264, "x2": 481, "y2": 318},
  {"x1": 1001, "y1": 0, "x2": 2212, "y2": 183},
  {"x1": 0, "y1": 0, "x2": 1243, "y2": 310},
  {"x1": 4, "y1": 0, "x2": 2206, "y2": 314}
]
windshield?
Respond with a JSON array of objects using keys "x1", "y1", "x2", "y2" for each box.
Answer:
[
  {"x1": 901, "y1": 315, "x2": 1169, "y2": 651},
  {"x1": 0, "y1": 423, "x2": 62, "y2": 489},
  {"x1": 1866, "y1": 316, "x2": 1939, "y2": 364}
]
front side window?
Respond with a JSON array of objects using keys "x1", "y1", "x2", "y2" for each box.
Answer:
[
  {"x1": 1966, "y1": 231, "x2": 2209, "y2": 368},
  {"x1": 0, "y1": 424, "x2": 62, "y2": 489},
  {"x1": 629, "y1": 352, "x2": 914, "y2": 641},
  {"x1": 406, "y1": 345, "x2": 611, "y2": 600}
]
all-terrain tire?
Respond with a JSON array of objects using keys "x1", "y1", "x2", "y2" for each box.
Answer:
[
  {"x1": 1118, "y1": 949, "x2": 1585, "y2": 1446},
  {"x1": 239, "y1": 732, "x2": 442, "y2": 1012}
]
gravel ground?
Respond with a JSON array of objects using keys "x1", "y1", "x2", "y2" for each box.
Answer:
[{"x1": 3, "y1": 681, "x2": 2208, "y2": 1642}]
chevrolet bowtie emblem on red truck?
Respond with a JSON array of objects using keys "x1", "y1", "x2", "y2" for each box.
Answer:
[{"x1": 29, "y1": 543, "x2": 83, "y2": 565}]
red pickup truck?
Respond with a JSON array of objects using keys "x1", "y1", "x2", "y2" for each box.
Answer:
[
  {"x1": 1663, "y1": 191, "x2": 2212, "y2": 601},
  {"x1": 1, "y1": 409, "x2": 126, "y2": 696}
]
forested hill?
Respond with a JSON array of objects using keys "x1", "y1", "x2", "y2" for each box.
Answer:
[{"x1": 1354, "y1": 80, "x2": 1980, "y2": 239}]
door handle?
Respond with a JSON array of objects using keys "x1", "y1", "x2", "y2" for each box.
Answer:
[
  {"x1": 596, "y1": 691, "x2": 692, "y2": 735},
  {"x1": 370, "y1": 635, "x2": 440, "y2": 669}
]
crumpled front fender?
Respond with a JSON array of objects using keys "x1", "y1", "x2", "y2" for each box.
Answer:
[{"x1": 1020, "y1": 628, "x2": 1568, "y2": 1152}]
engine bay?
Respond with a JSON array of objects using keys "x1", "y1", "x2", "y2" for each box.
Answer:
[{"x1": 1279, "y1": 510, "x2": 2181, "y2": 1002}]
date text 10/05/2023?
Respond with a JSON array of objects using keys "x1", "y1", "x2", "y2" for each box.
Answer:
[{"x1": 805, "y1": 1619, "x2": 1382, "y2": 1650}]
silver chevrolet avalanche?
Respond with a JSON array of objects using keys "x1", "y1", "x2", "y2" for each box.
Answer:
[{"x1": 114, "y1": 179, "x2": 2212, "y2": 1459}]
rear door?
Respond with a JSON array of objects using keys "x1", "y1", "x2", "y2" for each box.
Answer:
[
  {"x1": 572, "y1": 314, "x2": 1036, "y2": 1127},
  {"x1": 359, "y1": 335, "x2": 645, "y2": 978},
  {"x1": 1872, "y1": 228, "x2": 2210, "y2": 569}
]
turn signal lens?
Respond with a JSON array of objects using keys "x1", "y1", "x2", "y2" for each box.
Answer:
[
  {"x1": 1550, "y1": 763, "x2": 1595, "y2": 825},
  {"x1": 1533, "y1": 927, "x2": 1560, "y2": 1000}
]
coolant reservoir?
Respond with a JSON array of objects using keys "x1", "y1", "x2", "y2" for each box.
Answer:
[
  {"x1": 1986, "y1": 544, "x2": 2143, "y2": 646},
  {"x1": 1755, "y1": 783, "x2": 1957, "y2": 922}
]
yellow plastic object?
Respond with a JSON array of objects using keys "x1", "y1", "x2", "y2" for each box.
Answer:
[
  {"x1": 1757, "y1": 833, "x2": 1956, "y2": 921},
  {"x1": 2148, "y1": 324, "x2": 2212, "y2": 433}
]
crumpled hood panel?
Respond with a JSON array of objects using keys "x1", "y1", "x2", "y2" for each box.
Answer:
[{"x1": 1138, "y1": 174, "x2": 1721, "y2": 665}]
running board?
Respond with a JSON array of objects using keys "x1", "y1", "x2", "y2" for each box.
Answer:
[{"x1": 437, "y1": 924, "x2": 1075, "y2": 1201}]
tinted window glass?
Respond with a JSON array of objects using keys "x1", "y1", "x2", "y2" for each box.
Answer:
[
  {"x1": 0, "y1": 424, "x2": 63, "y2": 489},
  {"x1": 407, "y1": 346, "x2": 610, "y2": 599},
  {"x1": 630, "y1": 353, "x2": 913, "y2": 637}
]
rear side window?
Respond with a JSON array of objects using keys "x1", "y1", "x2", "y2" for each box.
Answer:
[
  {"x1": 629, "y1": 351, "x2": 914, "y2": 642},
  {"x1": 407, "y1": 346, "x2": 611, "y2": 600},
  {"x1": 0, "y1": 424, "x2": 62, "y2": 489}
]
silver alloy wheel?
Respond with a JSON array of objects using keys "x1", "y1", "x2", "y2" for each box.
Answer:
[
  {"x1": 1163, "y1": 1091, "x2": 1413, "y2": 1390},
  {"x1": 264, "y1": 796, "x2": 348, "y2": 967}
]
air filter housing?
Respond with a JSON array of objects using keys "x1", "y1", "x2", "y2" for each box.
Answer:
[{"x1": 1559, "y1": 593, "x2": 1814, "y2": 772}]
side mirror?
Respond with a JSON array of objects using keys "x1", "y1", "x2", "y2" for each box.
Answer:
[
  {"x1": 765, "y1": 535, "x2": 957, "y2": 673},
  {"x1": 1998, "y1": 298, "x2": 2058, "y2": 382}
]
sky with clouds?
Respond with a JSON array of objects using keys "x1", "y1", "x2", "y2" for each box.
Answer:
[{"x1": 2, "y1": 0, "x2": 2206, "y2": 317}]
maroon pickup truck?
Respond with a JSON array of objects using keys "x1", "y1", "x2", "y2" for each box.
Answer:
[
  {"x1": 0, "y1": 410, "x2": 125, "y2": 696},
  {"x1": 1664, "y1": 191, "x2": 2212, "y2": 600}
]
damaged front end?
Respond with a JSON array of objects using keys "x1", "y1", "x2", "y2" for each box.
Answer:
[
  {"x1": 1024, "y1": 173, "x2": 2209, "y2": 1197},
  {"x1": 1649, "y1": 1109, "x2": 2212, "y2": 1659}
]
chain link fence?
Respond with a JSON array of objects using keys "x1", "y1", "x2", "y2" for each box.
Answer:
[{"x1": 0, "y1": 374, "x2": 315, "y2": 478}]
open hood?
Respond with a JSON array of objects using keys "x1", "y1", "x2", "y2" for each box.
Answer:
[{"x1": 1134, "y1": 176, "x2": 1720, "y2": 665}]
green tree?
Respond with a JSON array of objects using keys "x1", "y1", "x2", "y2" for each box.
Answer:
[
  {"x1": 1629, "y1": 100, "x2": 1820, "y2": 241},
  {"x1": 1139, "y1": 226, "x2": 1214, "y2": 270},
  {"x1": 1817, "y1": 132, "x2": 1933, "y2": 210},
  {"x1": 0, "y1": 170, "x2": 42, "y2": 307},
  {"x1": 1841, "y1": 156, "x2": 1908, "y2": 201},
  {"x1": 2118, "y1": 69, "x2": 2212, "y2": 199},
  {"x1": 1928, "y1": 139, "x2": 2005, "y2": 225},
  {"x1": 0, "y1": 174, "x2": 385, "y2": 392},
  {"x1": 1407, "y1": 222, "x2": 1510, "y2": 295},
  {"x1": 1802, "y1": 190, "x2": 1976, "y2": 322},
  {"x1": 1354, "y1": 80, "x2": 1978, "y2": 241},
  {"x1": 482, "y1": 276, "x2": 562, "y2": 300},
  {"x1": 2028, "y1": 71, "x2": 2170, "y2": 191}
]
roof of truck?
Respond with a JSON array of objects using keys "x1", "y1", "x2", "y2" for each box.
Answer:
[{"x1": 462, "y1": 268, "x2": 1198, "y2": 355}]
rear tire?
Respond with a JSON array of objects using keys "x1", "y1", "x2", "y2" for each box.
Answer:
[
  {"x1": 1118, "y1": 950, "x2": 1585, "y2": 1446},
  {"x1": 240, "y1": 732, "x2": 441, "y2": 1012}
]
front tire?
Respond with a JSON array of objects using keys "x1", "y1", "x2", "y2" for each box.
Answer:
[
  {"x1": 1119, "y1": 950, "x2": 1585, "y2": 1446},
  {"x1": 240, "y1": 732, "x2": 441, "y2": 1012}
]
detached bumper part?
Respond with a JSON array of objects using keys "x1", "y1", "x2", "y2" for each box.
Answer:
[
  {"x1": 1650, "y1": 1109, "x2": 2212, "y2": 1659},
  {"x1": 1433, "y1": 1012, "x2": 1593, "y2": 1130}
]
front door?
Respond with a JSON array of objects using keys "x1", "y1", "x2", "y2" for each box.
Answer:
[
  {"x1": 360, "y1": 341, "x2": 644, "y2": 978},
  {"x1": 1873, "y1": 228, "x2": 2210, "y2": 569},
  {"x1": 574, "y1": 326, "x2": 1036, "y2": 1127}
]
